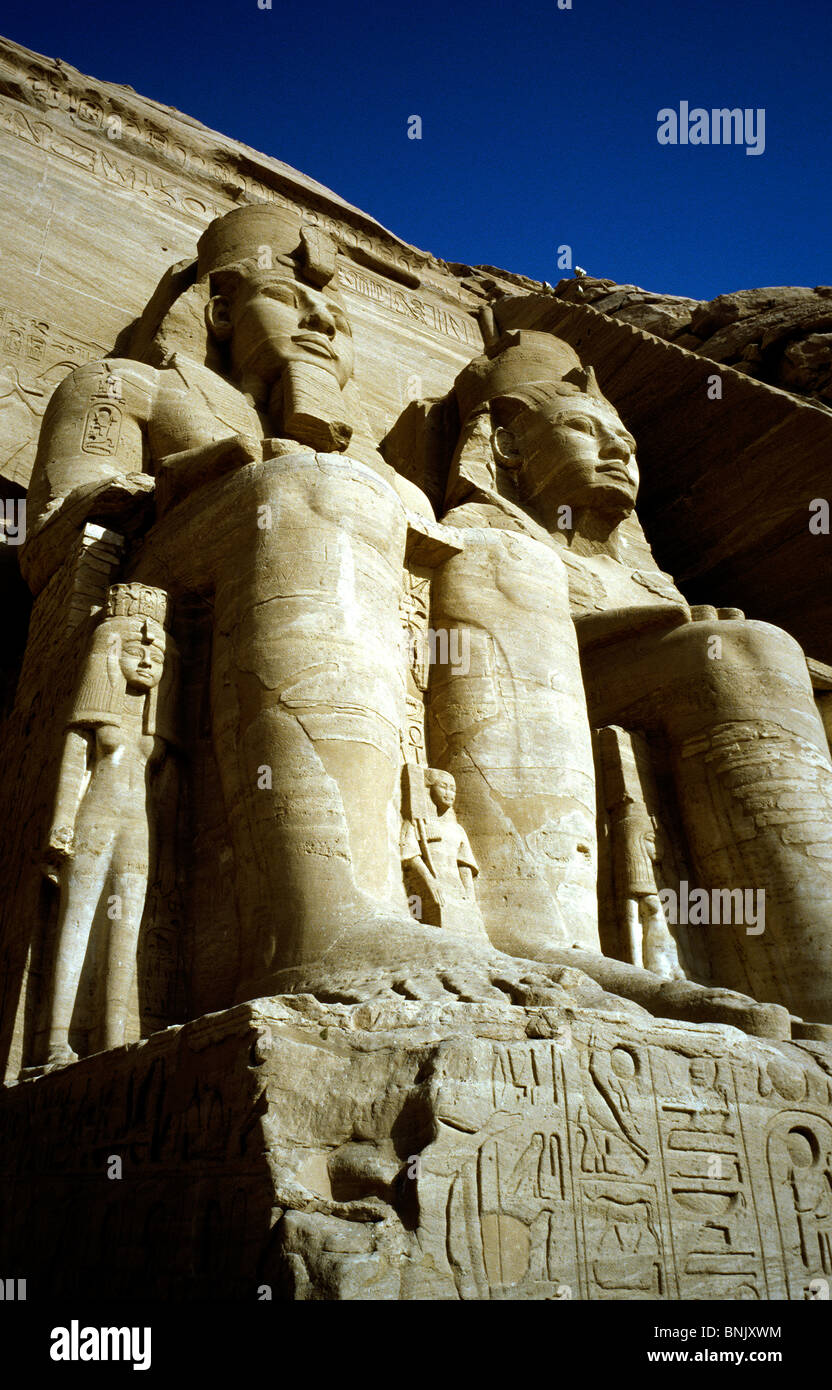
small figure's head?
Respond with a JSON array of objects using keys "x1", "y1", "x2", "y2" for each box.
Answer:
[
  {"x1": 198, "y1": 206, "x2": 354, "y2": 391},
  {"x1": 115, "y1": 616, "x2": 166, "y2": 691},
  {"x1": 425, "y1": 768, "x2": 456, "y2": 812},
  {"x1": 72, "y1": 584, "x2": 177, "y2": 738}
]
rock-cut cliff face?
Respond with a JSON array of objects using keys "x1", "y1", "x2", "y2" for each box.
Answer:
[{"x1": 553, "y1": 274, "x2": 832, "y2": 409}]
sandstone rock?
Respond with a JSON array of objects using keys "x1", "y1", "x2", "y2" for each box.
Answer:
[
  {"x1": 689, "y1": 286, "x2": 819, "y2": 339},
  {"x1": 0, "y1": 36, "x2": 830, "y2": 1309},
  {"x1": 778, "y1": 332, "x2": 832, "y2": 400},
  {"x1": 2, "y1": 996, "x2": 831, "y2": 1301}
]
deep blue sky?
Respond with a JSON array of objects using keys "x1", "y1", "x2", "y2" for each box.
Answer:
[{"x1": 2, "y1": 0, "x2": 830, "y2": 299}]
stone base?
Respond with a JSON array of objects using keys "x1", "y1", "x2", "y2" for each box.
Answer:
[{"x1": 1, "y1": 995, "x2": 831, "y2": 1300}]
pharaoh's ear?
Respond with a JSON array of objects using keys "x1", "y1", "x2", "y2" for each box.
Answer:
[
  {"x1": 492, "y1": 422, "x2": 523, "y2": 471},
  {"x1": 205, "y1": 295, "x2": 233, "y2": 342}
]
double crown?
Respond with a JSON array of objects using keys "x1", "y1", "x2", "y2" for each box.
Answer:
[
  {"x1": 453, "y1": 329, "x2": 606, "y2": 422},
  {"x1": 197, "y1": 205, "x2": 337, "y2": 288}
]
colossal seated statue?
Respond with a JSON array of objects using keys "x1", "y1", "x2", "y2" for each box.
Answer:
[
  {"x1": 17, "y1": 204, "x2": 832, "y2": 1068},
  {"x1": 432, "y1": 328, "x2": 832, "y2": 1024}
]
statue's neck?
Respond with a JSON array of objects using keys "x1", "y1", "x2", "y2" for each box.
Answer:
[
  {"x1": 235, "y1": 370, "x2": 270, "y2": 415},
  {"x1": 121, "y1": 688, "x2": 149, "y2": 731}
]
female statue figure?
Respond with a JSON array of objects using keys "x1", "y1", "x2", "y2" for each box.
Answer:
[
  {"x1": 42, "y1": 582, "x2": 179, "y2": 1067},
  {"x1": 400, "y1": 765, "x2": 487, "y2": 941}
]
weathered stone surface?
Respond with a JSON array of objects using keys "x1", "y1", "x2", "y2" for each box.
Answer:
[
  {"x1": 553, "y1": 275, "x2": 832, "y2": 411},
  {"x1": 779, "y1": 332, "x2": 832, "y2": 401},
  {"x1": 1, "y1": 36, "x2": 831, "y2": 1305},
  {"x1": 2, "y1": 996, "x2": 831, "y2": 1301}
]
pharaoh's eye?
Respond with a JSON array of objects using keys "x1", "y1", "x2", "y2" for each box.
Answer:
[
  {"x1": 262, "y1": 284, "x2": 297, "y2": 305},
  {"x1": 561, "y1": 417, "x2": 594, "y2": 435}
]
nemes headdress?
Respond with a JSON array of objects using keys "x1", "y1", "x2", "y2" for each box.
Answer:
[
  {"x1": 129, "y1": 206, "x2": 339, "y2": 368},
  {"x1": 70, "y1": 583, "x2": 179, "y2": 744}
]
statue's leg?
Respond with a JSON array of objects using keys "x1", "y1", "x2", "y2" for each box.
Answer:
[
  {"x1": 102, "y1": 829, "x2": 149, "y2": 1050},
  {"x1": 639, "y1": 894, "x2": 683, "y2": 980},
  {"x1": 623, "y1": 898, "x2": 643, "y2": 967},
  {"x1": 208, "y1": 455, "x2": 414, "y2": 997},
  {"x1": 46, "y1": 837, "x2": 114, "y2": 1061},
  {"x1": 428, "y1": 527, "x2": 600, "y2": 956},
  {"x1": 585, "y1": 615, "x2": 832, "y2": 1022},
  {"x1": 132, "y1": 454, "x2": 414, "y2": 996}
]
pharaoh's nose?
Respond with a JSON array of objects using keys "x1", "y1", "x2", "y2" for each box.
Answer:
[
  {"x1": 299, "y1": 293, "x2": 336, "y2": 337},
  {"x1": 599, "y1": 432, "x2": 631, "y2": 462}
]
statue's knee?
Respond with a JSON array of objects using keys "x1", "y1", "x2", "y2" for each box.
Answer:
[{"x1": 671, "y1": 614, "x2": 808, "y2": 683}]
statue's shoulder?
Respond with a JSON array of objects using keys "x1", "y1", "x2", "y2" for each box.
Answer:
[
  {"x1": 52, "y1": 356, "x2": 160, "y2": 391},
  {"x1": 44, "y1": 356, "x2": 161, "y2": 424},
  {"x1": 152, "y1": 354, "x2": 262, "y2": 438}
]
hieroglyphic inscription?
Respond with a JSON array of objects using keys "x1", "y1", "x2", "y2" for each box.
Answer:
[
  {"x1": 652, "y1": 1050, "x2": 768, "y2": 1299},
  {"x1": 339, "y1": 264, "x2": 481, "y2": 347},
  {"x1": 0, "y1": 298, "x2": 105, "y2": 487},
  {"x1": 767, "y1": 1111, "x2": 832, "y2": 1300},
  {"x1": 566, "y1": 1037, "x2": 672, "y2": 1299},
  {"x1": 417, "y1": 1035, "x2": 580, "y2": 1299},
  {"x1": 0, "y1": 95, "x2": 225, "y2": 222}
]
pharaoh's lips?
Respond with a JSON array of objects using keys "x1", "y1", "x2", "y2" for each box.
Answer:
[{"x1": 292, "y1": 333, "x2": 337, "y2": 359}]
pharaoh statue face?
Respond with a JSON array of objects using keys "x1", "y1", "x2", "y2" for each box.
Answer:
[
  {"x1": 208, "y1": 266, "x2": 355, "y2": 389},
  {"x1": 496, "y1": 391, "x2": 639, "y2": 518},
  {"x1": 114, "y1": 617, "x2": 166, "y2": 692}
]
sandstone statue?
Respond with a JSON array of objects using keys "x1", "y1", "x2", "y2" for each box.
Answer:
[
  {"x1": 41, "y1": 581, "x2": 178, "y2": 1067},
  {"x1": 13, "y1": 204, "x2": 831, "y2": 1057},
  {"x1": 433, "y1": 327, "x2": 832, "y2": 1026},
  {"x1": 0, "y1": 41, "x2": 831, "y2": 1303},
  {"x1": 400, "y1": 765, "x2": 486, "y2": 940}
]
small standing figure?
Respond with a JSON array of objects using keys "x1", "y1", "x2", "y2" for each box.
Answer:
[
  {"x1": 599, "y1": 725, "x2": 684, "y2": 981},
  {"x1": 42, "y1": 583, "x2": 179, "y2": 1067},
  {"x1": 400, "y1": 765, "x2": 488, "y2": 941},
  {"x1": 611, "y1": 801, "x2": 683, "y2": 979}
]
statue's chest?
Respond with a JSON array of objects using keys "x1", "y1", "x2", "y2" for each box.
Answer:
[
  {"x1": 150, "y1": 360, "x2": 263, "y2": 458},
  {"x1": 563, "y1": 552, "x2": 684, "y2": 616}
]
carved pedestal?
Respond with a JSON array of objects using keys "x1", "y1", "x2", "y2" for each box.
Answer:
[{"x1": 2, "y1": 999, "x2": 830, "y2": 1301}]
